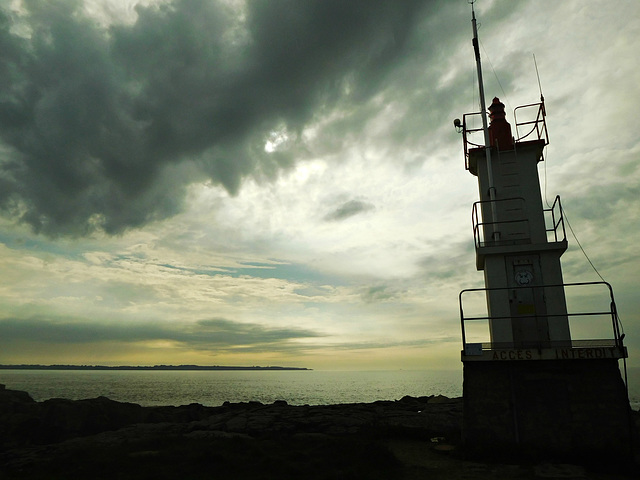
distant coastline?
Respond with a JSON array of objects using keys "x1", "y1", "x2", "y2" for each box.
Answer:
[{"x1": 0, "y1": 364, "x2": 311, "y2": 371}]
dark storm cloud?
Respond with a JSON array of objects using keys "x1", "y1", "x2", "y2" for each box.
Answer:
[
  {"x1": 0, "y1": 315, "x2": 322, "y2": 353},
  {"x1": 0, "y1": 0, "x2": 432, "y2": 236},
  {"x1": 324, "y1": 199, "x2": 375, "y2": 221},
  {"x1": 0, "y1": 316, "x2": 154, "y2": 344},
  {"x1": 192, "y1": 318, "x2": 320, "y2": 350}
]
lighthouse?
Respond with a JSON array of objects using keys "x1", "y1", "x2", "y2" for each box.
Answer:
[
  {"x1": 466, "y1": 95, "x2": 572, "y2": 351},
  {"x1": 456, "y1": 4, "x2": 633, "y2": 460}
]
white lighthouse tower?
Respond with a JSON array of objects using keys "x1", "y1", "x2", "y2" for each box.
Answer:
[
  {"x1": 465, "y1": 95, "x2": 572, "y2": 351},
  {"x1": 456, "y1": 4, "x2": 632, "y2": 459}
]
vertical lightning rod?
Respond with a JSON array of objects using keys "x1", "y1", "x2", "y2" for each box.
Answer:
[{"x1": 471, "y1": 2, "x2": 499, "y2": 239}]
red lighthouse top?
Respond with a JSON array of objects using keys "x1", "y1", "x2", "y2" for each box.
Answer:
[
  {"x1": 488, "y1": 97, "x2": 513, "y2": 151},
  {"x1": 459, "y1": 96, "x2": 549, "y2": 173}
]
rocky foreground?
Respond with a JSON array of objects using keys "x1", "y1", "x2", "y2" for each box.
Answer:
[{"x1": 1, "y1": 384, "x2": 638, "y2": 479}]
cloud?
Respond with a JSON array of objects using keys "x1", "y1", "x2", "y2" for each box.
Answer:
[
  {"x1": 324, "y1": 199, "x2": 375, "y2": 222},
  {"x1": 190, "y1": 318, "x2": 322, "y2": 351},
  {"x1": 0, "y1": 315, "x2": 324, "y2": 354},
  {"x1": 360, "y1": 284, "x2": 402, "y2": 303},
  {"x1": 0, "y1": 0, "x2": 431, "y2": 236},
  {"x1": 326, "y1": 336, "x2": 460, "y2": 351},
  {"x1": 0, "y1": 316, "x2": 153, "y2": 344}
]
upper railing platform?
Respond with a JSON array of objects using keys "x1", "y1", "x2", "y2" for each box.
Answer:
[
  {"x1": 514, "y1": 101, "x2": 549, "y2": 144},
  {"x1": 462, "y1": 101, "x2": 548, "y2": 170},
  {"x1": 472, "y1": 195, "x2": 567, "y2": 269}
]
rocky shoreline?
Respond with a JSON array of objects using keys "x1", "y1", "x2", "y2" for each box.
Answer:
[{"x1": 1, "y1": 384, "x2": 638, "y2": 479}]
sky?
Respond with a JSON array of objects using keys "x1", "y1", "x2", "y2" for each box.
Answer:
[{"x1": 0, "y1": 0, "x2": 638, "y2": 371}]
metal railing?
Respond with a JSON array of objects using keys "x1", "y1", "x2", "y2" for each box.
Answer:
[
  {"x1": 458, "y1": 281, "x2": 623, "y2": 352},
  {"x1": 546, "y1": 195, "x2": 566, "y2": 243},
  {"x1": 471, "y1": 195, "x2": 566, "y2": 248},
  {"x1": 514, "y1": 101, "x2": 548, "y2": 144},
  {"x1": 472, "y1": 197, "x2": 529, "y2": 248},
  {"x1": 461, "y1": 100, "x2": 548, "y2": 169},
  {"x1": 461, "y1": 111, "x2": 485, "y2": 170}
]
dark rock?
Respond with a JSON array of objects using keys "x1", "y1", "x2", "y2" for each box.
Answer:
[
  {"x1": 33, "y1": 396, "x2": 145, "y2": 443},
  {"x1": 0, "y1": 386, "x2": 637, "y2": 479},
  {"x1": 0, "y1": 384, "x2": 36, "y2": 407},
  {"x1": 0, "y1": 387, "x2": 464, "y2": 449}
]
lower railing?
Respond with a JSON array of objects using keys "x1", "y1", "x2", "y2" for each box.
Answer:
[{"x1": 459, "y1": 281, "x2": 624, "y2": 353}]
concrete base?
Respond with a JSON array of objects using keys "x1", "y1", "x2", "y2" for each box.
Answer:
[{"x1": 462, "y1": 359, "x2": 634, "y2": 461}]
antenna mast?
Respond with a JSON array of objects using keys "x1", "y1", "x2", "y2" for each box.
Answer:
[
  {"x1": 471, "y1": 1, "x2": 499, "y2": 240},
  {"x1": 533, "y1": 53, "x2": 544, "y2": 103}
]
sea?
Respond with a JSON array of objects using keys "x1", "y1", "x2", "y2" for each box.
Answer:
[{"x1": 1, "y1": 368, "x2": 639, "y2": 410}]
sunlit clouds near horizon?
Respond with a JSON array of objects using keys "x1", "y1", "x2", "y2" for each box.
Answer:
[{"x1": 0, "y1": 0, "x2": 638, "y2": 370}]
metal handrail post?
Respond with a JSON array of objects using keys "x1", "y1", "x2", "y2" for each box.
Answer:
[{"x1": 459, "y1": 290, "x2": 467, "y2": 350}]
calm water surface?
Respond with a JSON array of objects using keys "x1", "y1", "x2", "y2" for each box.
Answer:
[
  {"x1": 2, "y1": 368, "x2": 638, "y2": 409},
  {"x1": 0, "y1": 369, "x2": 463, "y2": 407}
]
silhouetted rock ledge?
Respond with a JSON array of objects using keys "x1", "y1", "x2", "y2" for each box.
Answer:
[{"x1": 1, "y1": 384, "x2": 638, "y2": 479}]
